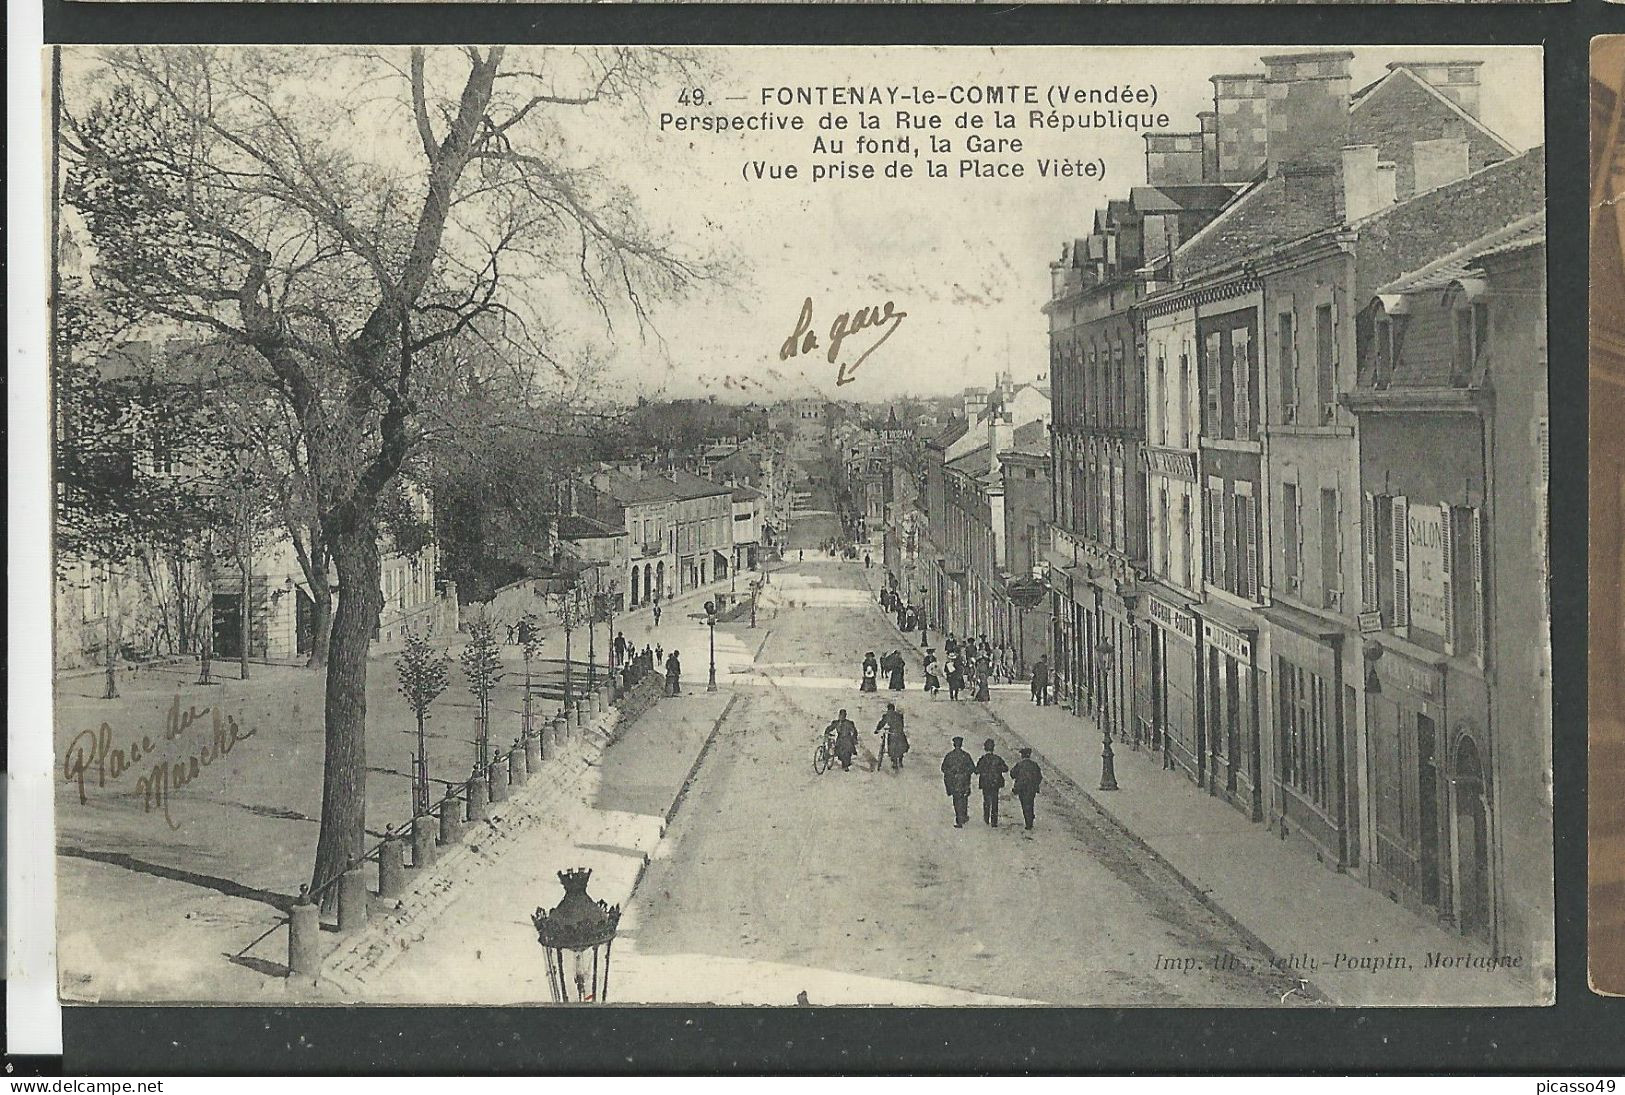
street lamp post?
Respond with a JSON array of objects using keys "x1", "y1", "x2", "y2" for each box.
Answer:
[
  {"x1": 919, "y1": 585, "x2": 930, "y2": 649},
  {"x1": 532, "y1": 868, "x2": 621, "y2": 1003},
  {"x1": 1097, "y1": 638, "x2": 1118, "y2": 791},
  {"x1": 705, "y1": 600, "x2": 718, "y2": 692}
]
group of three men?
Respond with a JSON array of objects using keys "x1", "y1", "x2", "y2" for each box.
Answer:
[{"x1": 940, "y1": 737, "x2": 1043, "y2": 831}]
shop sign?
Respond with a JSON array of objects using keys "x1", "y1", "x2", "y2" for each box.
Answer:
[
  {"x1": 1151, "y1": 598, "x2": 1198, "y2": 643},
  {"x1": 1202, "y1": 620, "x2": 1253, "y2": 665},
  {"x1": 1408, "y1": 507, "x2": 1447, "y2": 637},
  {"x1": 1384, "y1": 656, "x2": 1441, "y2": 698}
]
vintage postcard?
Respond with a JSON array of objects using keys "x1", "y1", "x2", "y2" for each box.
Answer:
[
  {"x1": 1593, "y1": 36, "x2": 1624, "y2": 1000},
  {"x1": 47, "y1": 44, "x2": 1550, "y2": 1007}
]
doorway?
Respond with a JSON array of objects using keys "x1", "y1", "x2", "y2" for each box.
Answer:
[
  {"x1": 1454, "y1": 737, "x2": 1492, "y2": 940},
  {"x1": 212, "y1": 592, "x2": 243, "y2": 661},
  {"x1": 1418, "y1": 713, "x2": 1441, "y2": 908}
]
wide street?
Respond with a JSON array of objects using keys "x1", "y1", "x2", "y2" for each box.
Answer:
[{"x1": 619, "y1": 534, "x2": 1305, "y2": 1006}]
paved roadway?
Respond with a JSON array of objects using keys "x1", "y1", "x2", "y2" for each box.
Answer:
[{"x1": 621, "y1": 552, "x2": 1308, "y2": 1006}]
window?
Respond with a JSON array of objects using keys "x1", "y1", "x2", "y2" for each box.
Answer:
[
  {"x1": 1283, "y1": 482, "x2": 1302, "y2": 592},
  {"x1": 1158, "y1": 488, "x2": 1171, "y2": 577},
  {"x1": 1181, "y1": 494, "x2": 1194, "y2": 590},
  {"x1": 1178, "y1": 344, "x2": 1191, "y2": 448},
  {"x1": 1155, "y1": 345, "x2": 1168, "y2": 444},
  {"x1": 1320, "y1": 487, "x2": 1342, "y2": 611},
  {"x1": 1452, "y1": 303, "x2": 1488, "y2": 385},
  {"x1": 1278, "y1": 312, "x2": 1298, "y2": 423},
  {"x1": 1316, "y1": 303, "x2": 1335, "y2": 424}
]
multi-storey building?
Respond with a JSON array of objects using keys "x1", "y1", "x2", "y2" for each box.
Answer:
[
  {"x1": 1042, "y1": 50, "x2": 1548, "y2": 984},
  {"x1": 1348, "y1": 214, "x2": 1549, "y2": 976}
]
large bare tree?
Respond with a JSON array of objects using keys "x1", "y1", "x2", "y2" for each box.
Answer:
[{"x1": 60, "y1": 45, "x2": 704, "y2": 903}]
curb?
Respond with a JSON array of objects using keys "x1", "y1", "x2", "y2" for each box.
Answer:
[
  {"x1": 982, "y1": 704, "x2": 1333, "y2": 1006},
  {"x1": 627, "y1": 693, "x2": 741, "y2": 904}
]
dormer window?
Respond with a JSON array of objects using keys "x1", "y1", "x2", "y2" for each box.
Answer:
[{"x1": 1452, "y1": 299, "x2": 1489, "y2": 386}]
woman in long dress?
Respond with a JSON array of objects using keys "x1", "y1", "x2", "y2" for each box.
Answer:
[
  {"x1": 860, "y1": 651, "x2": 879, "y2": 692},
  {"x1": 923, "y1": 650, "x2": 941, "y2": 696},
  {"x1": 886, "y1": 650, "x2": 905, "y2": 691}
]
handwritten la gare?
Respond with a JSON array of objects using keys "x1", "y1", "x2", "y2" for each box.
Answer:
[
  {"x1": 62, "y1": 695, "x2": 258, "y2": 831},
  {"x1": 781, "y1": 296, "x2": 906, "y2": 387}
]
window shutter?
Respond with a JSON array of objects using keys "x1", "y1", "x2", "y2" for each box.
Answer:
[
  {"x1": 1204, "y1": 333, "x2": 1223, "y2": 437},
  {"x1": 1440, "y1": 503, "x2": 1456, "y2": 654},
  {"x1": 1203, "y1": 488, "x2": 1215, "y2": 585},
  {"x1": 1391, "y1": 496, "x2": 1409, "y2": 628},
  {"x1": 1362, "y1": 492, "x2": 1378, "y2": 612},
  {"x1": 1234, "y1": 326, "x2": 1252, "y2": 435},
  {"x1": 1248, "y1": 493, "x2": 1261, "y2": 601}
]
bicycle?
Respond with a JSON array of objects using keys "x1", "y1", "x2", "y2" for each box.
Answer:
[{"x1": 813, "y1": 727, "x2": 835, "y2": 774}]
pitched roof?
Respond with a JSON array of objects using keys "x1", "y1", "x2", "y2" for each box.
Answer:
[
  {"x1": 667, "y1": 468, "x2": 733, "y2": 500},
  {"x1": 730, "y1": 484, "x2": 764, "y2": 502},
  {"x1": 947, "y1": 444, "x2": 991, "y2": 474},
  {"x1": 556, "y1": 513, "x2": 625, "y2": 540},
  {"x1": 1373, "y1": 212, "x2": 1544, "y2": 297},
  {"x1": 1130, "y1": 184, "x2": 1238, "y2": 214},
  {"x1": 1173, "y1": 169, "x2": 1341, "y2": 280}
]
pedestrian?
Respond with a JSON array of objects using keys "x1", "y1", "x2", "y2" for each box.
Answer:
[
  {"x1": 865, "y1": 552, "x2": 872, "y2": 569},
  {"x1": 922, "y1": 649, "x2": 941, "y2": 696},
  {"x1": 827, "y1": 709, "x2": 859, "y2": 772},
  {"x1": 653, "y1": 602, "x2": 662, "y2": 628},
  {"x1": 974, "y1": 652, "x2": 991, "y2": 702},
  {"x1": 940, "y1": 736, "x2": 975, "y2": 828},
  {"x1": 665, "y1": 650, "x2": 682, "y2": 695},
  {"x1": 885, "y1": 650, "x2": 905, "y2": 691},
  {"x1": 945, "y1": 652, "x2": 964, "y2": 701},
  {"x1": 875, "y1": 703, "x2": 908, "y2": 772},
  {"x1": 1031, "y1": 656, "x2": 1049, "y2": 705},
  {"x1": 614, "y1": 632, "x2": 627, "y2": 668},
  {"x1": 860, "y1": 651, "x2": 879, "y2": 692},
  {"x1": 1011, "y1": 747, "x2": 1043, "y2": 831},
  {"x1": 974, "y1": 738, "x2": 1009, "y2": 827}
]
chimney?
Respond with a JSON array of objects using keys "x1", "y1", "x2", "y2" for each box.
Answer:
[
  {"x1": 1262, "y1": 51, "x2": 1355, "y2": 176},
  {"x1": 1342, "y1": 145, "x2": 1398, "y2": 221},
  {"x1": 1210, "y1": 73, "x2": 1269, "y2": 183},
  {"x1": 1143, "y1": 131, "x2": 1206, "y2": 186},
  {"x1": 1199, "y1": 111, "x2": 1220, "y2": 182},
  {"x1": 988, "y1": 415, "x2": 1013, "y2": 474},
  {"x1": 1388, "y1": 60, "x2": 1483, "y2": 120},
  {"x1": 1412, "y1": 136, "x2": 1471, "y2": 193}
]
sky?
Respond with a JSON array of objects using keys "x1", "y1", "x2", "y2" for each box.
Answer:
[
  {"x1": 59, "y1": 46, "x2": 1544, "y2": 407},
  {"x1": 565, "y1": 46, "x2": 1544, "y2": 405}
]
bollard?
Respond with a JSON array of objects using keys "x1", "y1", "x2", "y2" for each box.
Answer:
[
  {"x1": 287, "y1": 887, "x2": 321, "y2": 980},
  {"x1": 378, "y1": 834, "x2": 406, "y2": 899},
  {"x1": 337, "y1": 860, "x2": 369, "y2": 932},
  {"x1": 413, "y1": 814, "x2": 437, "y2": 868},
  {"x1": 509, "y1": 744, "x2": 526, "y2": 787},
  {"x1": 525, "y1": 733, "x2": 542, "y2": 771},
  {"x1": 439, "y1": 792, "x2": 464, "y2": 845},
  {"x1": 488, "y1": 758, "x2": 509, "y2": 804},
  {"x1": 553, "y1": 715, "x2": 568, "y2": 746},
  {"x1": 467, "y1": 777, "x2": 488, "y2": 823}
]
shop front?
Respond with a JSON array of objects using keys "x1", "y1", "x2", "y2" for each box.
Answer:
[
  {"x1": 1149, "y1": 590, "x2": 1203, "y2": 786},
  {"x1": 1197, "y1": 604, "x2": 1263, "y2": 822},
  {"x1": 1262, "y1": 604, "x2": 1356, "y2": 871},
  {"x1": 1366, "y1": 637, "x2": 1494, "y2": 939}
]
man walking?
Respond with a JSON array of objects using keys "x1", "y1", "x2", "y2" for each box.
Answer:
[
  {"x1": 665, "y1": 650, "x2": 682, "y2": 696},
  {"x1": 875, "y1": 703, "x2": 908, "y2": 772},
  {"x1": 974, "y1": 738, "x2": 1009, "y2": 827},
  {"x1": 827, "y1": 709, "x2": 859, "y2": 772},
  {"x1": 1011, "y1": 747, "x2": 1043, "y2": 831},
  {"x1": 1031, "y1": 655, "x2": 1049, "y2": 706},
  {"x1": 614, "y1": 632, "x2": 627, "y2": 669},
  {"x1": 653, "y1": 602, "x2": 662, "y2": 628},
  {"x1": 940, "y1": 736, "x2": 975, "y2": 828}
]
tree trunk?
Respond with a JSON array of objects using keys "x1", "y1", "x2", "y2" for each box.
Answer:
[
  {"x1": 306, "y1": 582, "x2": 333, "y2": 669},
  {"x1": 238, "y1": 554, "x2": 252, "y2": 680},
  {"x1": 310, "y1": 520, "x2": 382, "y2": 911}
]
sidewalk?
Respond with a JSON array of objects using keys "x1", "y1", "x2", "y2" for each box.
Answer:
[
  {"x1": 306, "y1": 687, "x2": 737, "y2": 1002},
  {"x1": 985, "y1": 695, "x2": 1547, "y2": 1006}
]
